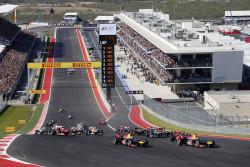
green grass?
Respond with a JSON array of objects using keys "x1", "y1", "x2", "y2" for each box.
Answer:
[
  {"x1": 17, "y1": 105, "x2": 43, "y2": 134},
  {"x1": 0, "y1": 105, "x2": 43, "y2": 138},
  {"x1": 142, "y1": 108, "x2": 250, "y2": 138}
]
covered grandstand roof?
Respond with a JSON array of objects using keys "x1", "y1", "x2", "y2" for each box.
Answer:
[
  {"x1": 225, "y1": 11, "x2": 250, "y2": 17},
  {"x1": 0, "y1": 4, "x2": 18, "y2": 14},
  {"x1": 117, "y1": 12, "x2": 244, "y2": 54}
]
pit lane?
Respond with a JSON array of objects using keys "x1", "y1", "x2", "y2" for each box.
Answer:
[{"x1": 6, "y1": 28, "x2": 250, "y2": 167}]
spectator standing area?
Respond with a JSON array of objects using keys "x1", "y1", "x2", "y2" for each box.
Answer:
[{"x1": 115, "y1": 46, "x2": 179, "y2": 100}]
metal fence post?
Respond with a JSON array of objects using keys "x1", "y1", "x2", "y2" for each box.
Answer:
[{"x1": 231, "y1": 116, "x2": 234, "y2": 128}]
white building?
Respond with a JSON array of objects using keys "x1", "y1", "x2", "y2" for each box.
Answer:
[
  {"x1": 224, "y1": 10, "x2": 250, "y2": 25},
  {"x1": 116, "y1": 9, "x2": 244, "y2": 90}
]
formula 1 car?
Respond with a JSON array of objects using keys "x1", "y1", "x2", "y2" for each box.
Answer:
[
  {"x1": 45, "y1": 119, "x2": 56, "y2": 127},
  {"x1": 98, "y1": 119, "x2": 107, "y2": 126},
  {"x1": 35, "y1": 127, "x2": 54, "y2": 135},
  {"x1": 51, "y1": 125, "x2": 73, "y2": 136},
  {"x1": 70, "y1": 127, "x2": 81, "y2": 135},
  {"x1": 84, "y1": 126, "x2": 103, "y2": 136},
  {"x1": 193, "y1": 138, "x2": 219, "y2": 148},
  {"x1": 170, "y1": 131, "x2": 186, "y2": 142},
  {"x1": 185, "y1": 135, "x2": 219, "y2": 148},
  {"x1": 56, "y1": 107, "x2": 64, "y2": 113},
  {"x1": 76, "y1": 122, "x2": 85, "y2": 131},
  {"x1": 146, "y1": 127, "x2": 170, "y2": 138},
  {"x1": 113, "y1": 132, "x2": 150, "y2": 148},
  {"x1": 133, "y1": 127, "x2": 146, "y2": 136},
  {"x1": 67, "y1": 114, "x2": 72, "y2": 120},
  {"x1": 116, "y1": 126, "x2": 131, "y2": 134},
  {"x1": 174, "y1": 133, "x2": 220, "y2": 148}
]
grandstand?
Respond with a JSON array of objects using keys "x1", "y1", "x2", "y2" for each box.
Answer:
[
  {"x1": 0, "y1": 17, "x2": 36, "y2": 100},
  {"x1": 116, "y1": 9, "x2": 244, "y2": 93}
]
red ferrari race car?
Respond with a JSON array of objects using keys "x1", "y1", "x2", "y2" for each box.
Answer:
[
  {"x1": 169, "y1": 131, "x2": 186, "y2": 142},
  {"x1": 51, "y1": 125, "x2": 73, "y2": 136}
]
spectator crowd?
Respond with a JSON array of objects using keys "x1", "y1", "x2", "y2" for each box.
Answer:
[
  {"x1": 117, "y1": 22, "x2": 212, "y2": 83},
  {"x1": 118, "y1": 22, "x2": 175, "y2": 83},
  {"x1": 0, "y1": 17, "x2": 35, "y2": 96}
]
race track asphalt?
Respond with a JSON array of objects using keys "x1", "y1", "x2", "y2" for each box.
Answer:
[{"x1": 7, "y1": 28, "x2": 250, "y2": 167}]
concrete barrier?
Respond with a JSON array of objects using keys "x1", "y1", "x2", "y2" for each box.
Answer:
[{"x1": 0, "y1": 104, "x2": 7, "y2": 114}]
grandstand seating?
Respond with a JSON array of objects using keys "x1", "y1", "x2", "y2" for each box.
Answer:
[
  {"x1": 0, "y1": 17, "x2": 35, "y2": 96},
  {"x1": 118, "y1": 22, "x2": 175, "y2": 83},
  {"x1": 118, "y1": 22, "x2": 212, "y2": 83}
]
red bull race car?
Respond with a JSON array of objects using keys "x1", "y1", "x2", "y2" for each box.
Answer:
[
  {"x1": 175, "y1": 133, "x2": 219, "y2": 148},
  {"x1": 113, "y1": 132, "x2": 150, "y2": 148}
]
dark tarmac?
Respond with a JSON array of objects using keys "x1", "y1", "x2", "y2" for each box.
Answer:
[{"x1": 7, "y1": 28, "x2": 250, "y2": 167}]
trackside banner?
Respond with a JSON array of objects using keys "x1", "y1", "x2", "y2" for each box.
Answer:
[
  {"x1": 27, "y1": 62, "x2": 101, "y2": 69},
  {"x1": 28, "y1": 89, "x2": 46, "y2": 94}
]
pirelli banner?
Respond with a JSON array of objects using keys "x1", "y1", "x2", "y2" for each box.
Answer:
[{"x1": 27, "y1": 62, "x2": 101, "y2": 69}]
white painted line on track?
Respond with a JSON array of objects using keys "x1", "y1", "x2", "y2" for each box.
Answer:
[
  {"x1": 115, "y1": 87, "x2": 130, "y2": 110},
  {"x1": 107, "y1": 124, "x2": 116, "y2": 131}
]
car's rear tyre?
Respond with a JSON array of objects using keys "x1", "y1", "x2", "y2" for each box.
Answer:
[
  {"x1": 195, "y1": 141, "x2": 200, "y2": 147},
  {"x1": 134, "y1": 143, "x2": 139, "y2": 148},
  {"x1": 100, "y1": 130, "x2": 104, "y2": 136},
  {"x1": 170, "y1": 136, "x2": 175, "y2": 142},
  {"x1": 177, "y1": 139, "x2": 182, "y2": 146},
  {"x1": 127, "y1": 139, "x2": 132, "y2": 146}
]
